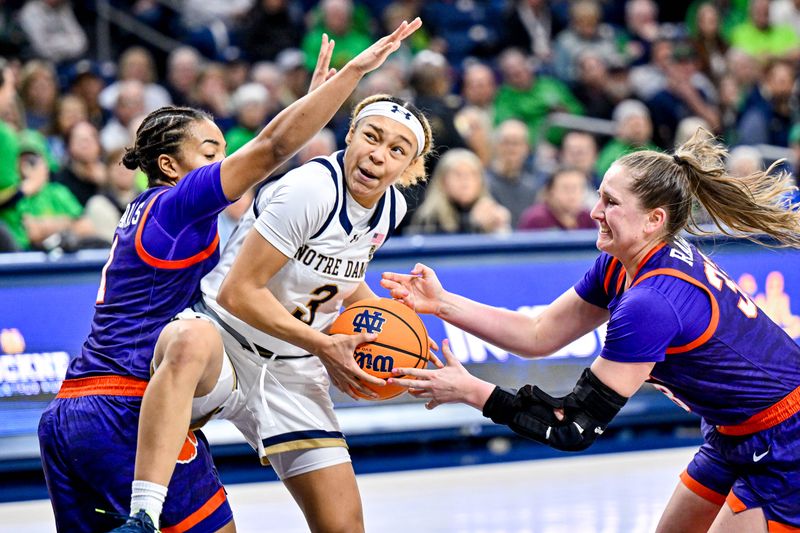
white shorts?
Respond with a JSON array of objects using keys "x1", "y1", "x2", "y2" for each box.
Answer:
[{"x1": 173, "y1": 306, "x2": 351, "y2": 480}]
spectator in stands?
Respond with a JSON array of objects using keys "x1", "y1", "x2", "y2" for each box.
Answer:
[
  {"x1": 620, "y1": 0, "x2": 660, "y2": 67},
  {"x1": 409, "y1": 50, "x2": 466, "y2": 160},
  {"x1": 239, "y1": 0, "x2": 305, "y2": 62},
  {"x1": 0, "y1": 134, "x2": 95, "y2": 250},
  {"x1": 67, "y1": 59, "x2": 107, "y2": 130},
  {"x1": 276, "y1": 48, "x2": 311, "y2": 106},
  {"x1": 596, "y1": 100, "x2": 658, "y2": 177},
  {"x1": 730, "y1": 0, "x2": 800, "y2": 63},
  {"x1": 647, "y1": 41, "x2": 720, "y2": 149},
  {"x1": 0, "y1": 56, "x2": 19, "y2": 205},
  {"x1": 559, "y1": 130, "x2": 599, "y2": 187},
  {"x1": 518, "y1": 166, "x2": 595, "y2": 231},
  {"x1": 165, "y1": 46, "x2": 202, "y2": 108},
  {"x1": 225, "y1": 83, "x2": 270, "y2": 155},
  {"x1": 486, "y1": 119, "x2": 541, "y2": 228},
  {"x1": 54, "y1": 121, "x2": 106, "y2": 206},
  {"x1": 502, "y1": 0, "x2": 553, "y2": 65},
  {"x1": 570, "y1": 51, "x2": 617, "y2": 120},
  {"x1": 736, "y1": 60, "x2": 796, "y2": 147},
  {"x1": 674, "y1": 116, "x2": 712, "y2": 148},
  {"x1": 296, "y1": 128, "x2": 337, "y2": 164},
  {"x1": 790, "y1": 124, "x2": 800, "y2": 176},
  {"x1": 494, "y1": 47, "x2": 584, "y2": 146},
  {"x1": 19, "y1": 59, "x2": 58, "y2": 134},
  {"x1": 47, "y1": 94, "x2": 87, "y2": 166},
  {"x1": 99, "y1": 46, "x2": 172, "y2": 114},
  {"x1": 181, "y1": 0, "x2": 252, "y2": 59},
  {"x1": 692, "y1": 2, "x2": 728, "y2": 84},
  {"x1": 250, "y1": 61, "x2": 288, "y2": 116},
  {"x1": 83, "y1": 149, "x2": 138, "y2": 243},
  {"x1": 455, "y1": 61, "x2": 496, "y2": 165},
  {"x1": 99, "y1": 80, "x2": 145, "y2": 154},
  {"x1": 301, "y1": 0, "x2": 373, "y2": 71},
  {"x1": 409, "y1": 148, "x2": 510, "y2": 235},
  {"x1": 552, "y1": 0, "x2": 620, "y2": 82},
  {"x1": 629, "y1": 36, "x2": 672, "y2": 101},
  {"x1": 420, "y1": 0, "x2": 505, "y2": 66},
  {"x1": 17, "y1": 0, "x2": 88, "y2": 65},
  {"x1": 726, "y1": 145, "x2": 764, "y2": 178},
  {"x1": 191, "y1": 62, "x2": 234, "y2": 131},
  {"x1": 770, "y1": 0, "x2": 800, "y2": 36}
]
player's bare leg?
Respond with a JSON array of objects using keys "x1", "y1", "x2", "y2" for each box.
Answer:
[
  {"x1": 708, "y1": 504, "x2": 768, "y2": 533},
  {"x1": 655, "y1": 482, "x2": 722, "y2": 533},
  {"x1": 129, "y1": 319, "x2": 226, "y2": 529},
  {"x1": 282, "y1": 462, "x2": 365, "y2": 533}
]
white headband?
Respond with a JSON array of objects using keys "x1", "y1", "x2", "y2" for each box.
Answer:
[{"x1": 354, "y1": 101, "x2": 426, "y2": 156}]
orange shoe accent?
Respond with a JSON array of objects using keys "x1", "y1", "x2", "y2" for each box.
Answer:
[
  {"x1": 679, "y1": 470, "x2": 726, "y2": 506},
  {"x1": 161, "y1": 487, "x2": 227, "y2": 533},
  {"x1": 768, "y1": 520, "x2": 800, "y2": 532},
  {"x1": 717, "y1": 385, "x2": 800, "y2": 436},
  {"x1": 56, "y1": 376, "x2": 148, "y2": 398},
  {"x1": 135, "y1": 190, "x2": 219, "y2": 270},
  {"x1": 726, "y1": 491, "x2": 747, "y2": 513}
]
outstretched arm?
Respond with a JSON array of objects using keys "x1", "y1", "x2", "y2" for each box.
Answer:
[
  {"x1": 381, "y1": 262, "x2": 609, "y2": 358},
  {"x1": 219, "y1": 19, "x2": 422, "y2": 200}
]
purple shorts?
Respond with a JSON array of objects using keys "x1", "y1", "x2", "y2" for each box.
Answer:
[
  {"x1": 682, "y1": 412, "x2": 800, "y2": 529},
  {"x1": 38, "y1": 379, "x2": 233, "y2": 533}
]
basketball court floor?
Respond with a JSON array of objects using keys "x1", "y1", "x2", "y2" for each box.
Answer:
[{"x1": 0, "y1": 446, "x2": 697, "y2": 532}]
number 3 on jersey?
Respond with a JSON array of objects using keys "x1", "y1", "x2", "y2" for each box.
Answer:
[
  {"x1": 703, "y1": 259, "x2": 757, "y2": 318},
  {"x1": 292, "y1": 284, "x2": 338, "y2": 325}
]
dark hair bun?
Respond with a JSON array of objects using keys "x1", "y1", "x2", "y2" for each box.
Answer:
[{"x1": 121, "y1": 147, "x2": 140, "y2": 170}]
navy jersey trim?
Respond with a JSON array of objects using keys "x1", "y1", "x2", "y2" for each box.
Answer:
[
  {"x1": 309, "y1": 155, "x2": 341, "y2": 240},
  {"x1": 262, "y1": 429, "x2": 346, "y2": 448},
  {"x1": 252, "y1": 172, "x2": 287, "y2": 218}
]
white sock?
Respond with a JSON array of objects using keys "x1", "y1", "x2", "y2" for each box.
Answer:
[{"x1": 130, "y1": 480, "x2": 168, "y2": 528}]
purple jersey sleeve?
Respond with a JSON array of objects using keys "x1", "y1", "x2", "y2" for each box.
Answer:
[
  {"x1": 151, "y1": 161, "x2": 230, "y2": 235},
  {"x1": 574, "y1": 254, "x2": 613, "y2": 308}
]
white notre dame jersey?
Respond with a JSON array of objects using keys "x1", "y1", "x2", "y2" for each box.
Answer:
[{"x1": 201, "y1": 150, "x2": 407, "y2": 356}]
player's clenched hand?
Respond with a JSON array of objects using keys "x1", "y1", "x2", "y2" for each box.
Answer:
[
  {"x1": 348, "y1": 18, "x2": 422, "y2": 76},
  {"x1": 318, "y1": 332, "x2": 385, "y2": 400},
  {"x1": 389, "y1": 340, "x2": 487, "y2": 409},
  {"x1": 381, "y1": 263, "x2": 444, "y2": 315},
  {"x1": 308, "y1": 33, "x2": 336, "y2": 93}
]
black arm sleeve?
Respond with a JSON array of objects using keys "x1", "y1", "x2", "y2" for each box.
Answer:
[{"x1": 481, "y1": 368, "x2": 628, "y2": 452}]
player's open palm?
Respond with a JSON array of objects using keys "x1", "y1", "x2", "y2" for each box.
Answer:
[
  {"x1": 319, "y1": 332, "x2": 385, "y2": 400},
  {"x1": 389, "y1": 340, "x2": 480, "y2": 409},
  {"x1": 350, "y1": 18, "x2": 422, "y2": 75},
  {"x1": 381, "y1": 263, "x2": 444, "y2": 315}
]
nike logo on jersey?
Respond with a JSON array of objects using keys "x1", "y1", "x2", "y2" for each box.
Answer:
[{"x1": 753, "y1": 446, "x2": 770, "y2": 462}]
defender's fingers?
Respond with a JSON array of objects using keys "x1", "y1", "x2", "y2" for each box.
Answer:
[
  {"x1": 390, "y1": 366, "x2": 433, "y2": 379},
  {"x1": 428, "y1": 338, "x2": 440, "y2": 352},
  {"x1": 388, "y1": 376, "x2": 429, "y2": 389},
  {"x1": 428, "y1": 352, "x2": 444, "y2": 369}
]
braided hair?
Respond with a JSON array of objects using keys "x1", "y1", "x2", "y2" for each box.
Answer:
[{"x1": 122, "y1": 106, "x2": 212, "y2": 187}]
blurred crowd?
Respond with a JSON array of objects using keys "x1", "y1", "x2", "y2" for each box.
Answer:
[{"x1": 1, "y1": 0, "x2": 800, "y2": 253}]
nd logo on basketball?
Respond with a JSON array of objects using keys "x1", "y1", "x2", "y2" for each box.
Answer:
[{"x1": 352, "y1": 310, "x2": 386, "y2": 334}]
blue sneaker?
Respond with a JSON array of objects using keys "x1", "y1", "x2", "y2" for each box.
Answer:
[{"x1": 104, "y1": 509, "x2": 158, "y2": 532}]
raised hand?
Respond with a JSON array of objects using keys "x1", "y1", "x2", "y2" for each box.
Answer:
[
  {"x1": 318, "y1": 331, "x2": 385, "y2": 400},
  {"x1": 308, "y1": 33, "x2": 336, "y2": 93},
  {"x1": 349, "y1": 18, "x2": 422, "y2": 76},
  {"x1": 380, "y1": 263, "x2": 444, "y2": 315}
]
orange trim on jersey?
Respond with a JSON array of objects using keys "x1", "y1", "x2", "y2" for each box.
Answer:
[
  {"x1": 603, "y1": 257, "x2": 619, "y2": 294},
  {"x1": 632, "y1": 268, "x2": 720, "y2": 354},
  {"x1": 162, "y1": 487, "x2": 227, "y2": 533},
  {"x1": 134, "y1": 190, "x2": 220, "y2": 270},
  {"x1": 768, "y1": 520, "x2": 800, "y2": 532},
  {"x1": 630, "y1": 241, "x2": 667, "y2": 283},
  {"x1": 726, "y1": 491, "x2": 748, "y2": 513},
  {"x1": 717, "y1": 384, "x2": 800, "y2": 436},
  {"x1": 56, "y1": 376, "x2": 148, "y2": 398},
  {"x1": 615, "y1": 268, "x2": 626, "y2": 294},
  {"x1": 679, "y1": 470, "x2": 726, "y2": 506}
]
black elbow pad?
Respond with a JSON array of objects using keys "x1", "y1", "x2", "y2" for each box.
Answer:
[{"x1": 482, "y1": 368, "x2": 628, "y2": 452}]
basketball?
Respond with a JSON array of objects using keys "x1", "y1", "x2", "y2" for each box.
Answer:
[{"x1": 330, "y1": 297, "x2": 430, "y2": 400}]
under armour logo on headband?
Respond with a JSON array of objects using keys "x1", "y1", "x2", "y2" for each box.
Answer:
[{"x1": 391, "y1": 105, "x2": 412, "y2": 120}]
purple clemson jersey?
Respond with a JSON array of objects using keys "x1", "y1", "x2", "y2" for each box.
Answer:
[
  {"x1": 575, "y1": 238, "x2": 800, "y2": 426},
  {"x1": 68, "y1": 161, "x2": 231, "y2": 380}
]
